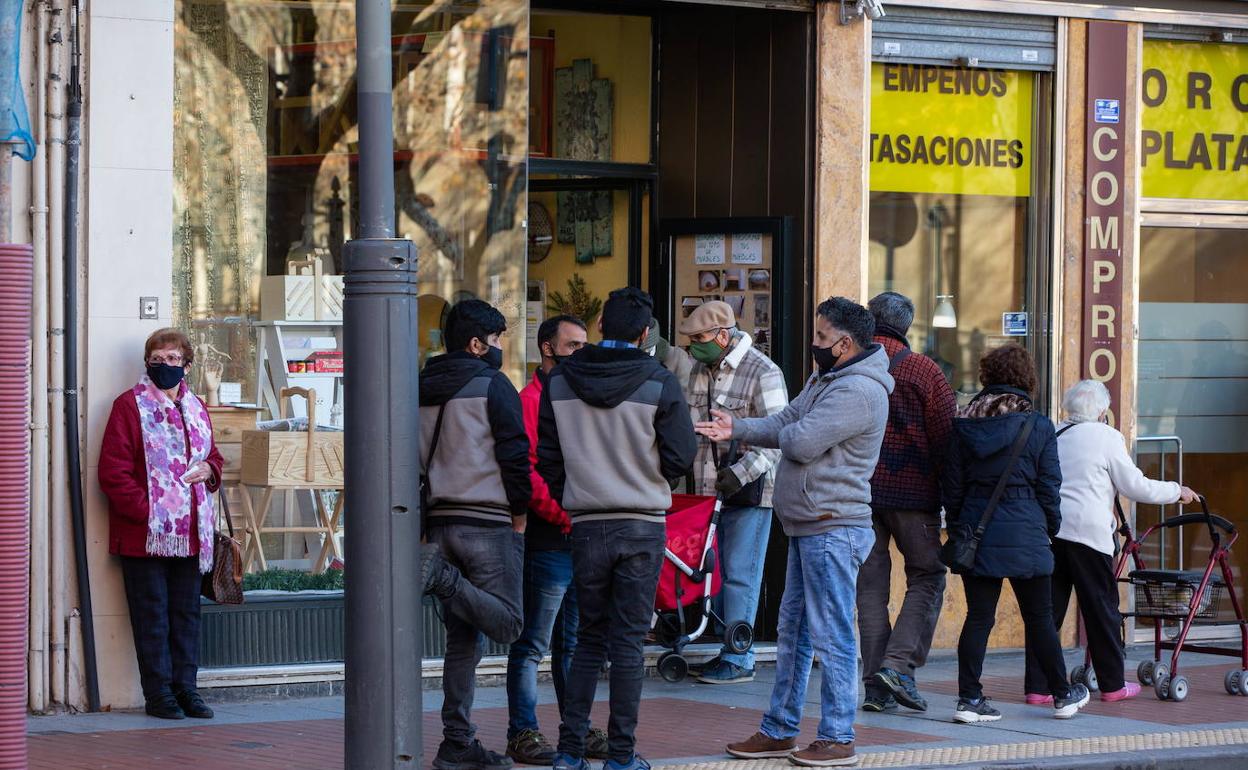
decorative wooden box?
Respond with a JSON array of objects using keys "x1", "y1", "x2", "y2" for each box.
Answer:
[
  {"x1": 241, "y1": 387, "x2": 344, "y2": 488},
  {"x1": 259, "y1": 257, "x2": 344, "y2": 322},
  {"x1": 207, "y1": 406, "x2": 262, "y2": 483}
]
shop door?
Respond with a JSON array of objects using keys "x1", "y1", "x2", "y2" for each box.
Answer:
[{"x1": 1136, "y1": 213, "x2": 1248, "y2": 639}]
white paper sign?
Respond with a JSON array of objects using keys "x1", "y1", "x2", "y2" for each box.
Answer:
[
  {"x1": 526, "y1": 301, "x2": 543, "y2": 360},
  {"x1": 731, "y1": 233, "x2": 764, "y2": 265},
  {"x1": 694, "y1": 234, "x2": 725, "y2": 265}
]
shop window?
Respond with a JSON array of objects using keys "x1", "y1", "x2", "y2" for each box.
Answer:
[
  {"x1": 866, "y1": 63, "x2": 1051, "y2": 404},
  {"x1": 174, "y1": 0, "x2": 530, "y2": 399},
  {"x1": 1137, "y1": 223, "x2": 1248, "y2": 602},
  {"x1": 174, "y1": 0, "x2": 529, "y2": 574}
]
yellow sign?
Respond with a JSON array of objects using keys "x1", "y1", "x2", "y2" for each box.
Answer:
[
  {"x1": 1142, "y1": 41, "x2": 1248, "y2": 201},
  {"x1": 869, "y1": 64, "x2": 1034, "y2": 197}
]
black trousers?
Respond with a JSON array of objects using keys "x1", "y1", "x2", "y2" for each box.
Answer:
[
  {"x1": 958, "y1": 574, "x2": 1071, "y2": 701},
  {"x1": 1023, "y1": 539, "x2": 1125, "y2": 694},
  {"x1": 558, "y1": 520, "x2": 665, "y2": 763},
  {"x1": 428, "y1": 524, "x2": 525, "y2": 750},
  {"x1": 120, "y1": 556, "x2": 202, "y2": 701}
]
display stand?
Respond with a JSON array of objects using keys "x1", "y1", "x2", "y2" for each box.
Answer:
[{"x1": 252, "y1": 321, "x2": 344, "y2": 567}]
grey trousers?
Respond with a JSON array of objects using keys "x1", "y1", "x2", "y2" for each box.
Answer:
[{"x1": 855, "y1": 509, "x2": 947, "y2": 684}]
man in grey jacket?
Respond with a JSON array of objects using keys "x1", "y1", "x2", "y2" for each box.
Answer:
[{"x1": 698, "y1": 297, "x2": 893, "y2": 768}]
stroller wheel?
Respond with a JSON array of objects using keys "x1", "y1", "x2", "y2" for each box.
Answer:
[
  {"x1": 1085, "y1": 667, "x2": 1099, "y2": 692},
  {"x1": 1137, "y1": 660, "x2": 1156, "y2": 687},
  {"x1": 725, "y1": 621, "x2": 754, "y2": 655},
  {"x1": 1069, "y1": 664, "x2": 1087, "y2": 688},
  {"x1": 1224, "y1": 669, "x2": 1240, "y2": 695},
  {"x1": 1154, "y1": 674, "x2": 1170, "y2": 701},
  {"x1": 1169, "y1": 675, "x2": 1190, "y2": 702},
  {"x1": 657, "y1": 652, "x2": 688, "y2": 683},
  {"x1": 1240, "y1": 671, "x2": 1248, "y2": 697}
]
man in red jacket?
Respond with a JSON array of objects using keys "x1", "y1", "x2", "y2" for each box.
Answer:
[
  {"x1": 505, "y1": 314, "x2": 607, "y2": 765},
  {"x1": 857, "y1": 292, "x2": 957, "y2": 714}
]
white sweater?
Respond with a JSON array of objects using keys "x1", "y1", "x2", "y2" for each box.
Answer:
[{"x1": 1055, "y1": 421, "x2": 1181, "y2": 555}]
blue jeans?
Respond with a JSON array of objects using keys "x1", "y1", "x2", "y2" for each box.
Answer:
[
  {"x1": 760, "y1": 526, "x2": 875, "y2": 744},
  {"x1": 714, "y1": 505, "x2": 772, "y2": 669},
  {"x1": 506, "y1": 549, "x2": 578, "y2": 739}
]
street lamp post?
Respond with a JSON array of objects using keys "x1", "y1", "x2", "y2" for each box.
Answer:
[{"x1": 344, "y1": 1, "x2": 422, "y2": 768}]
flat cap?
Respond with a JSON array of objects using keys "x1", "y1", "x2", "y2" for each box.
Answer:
[{"x1": 678, "y1": 300, "x2": 736, "y2": 336}]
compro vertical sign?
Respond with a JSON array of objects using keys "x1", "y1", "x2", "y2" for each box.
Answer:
[
  {"x1": 1142, "y1": 40, "x2": 1248, "y2": 200},
  {"x1": 1083, "y1": 22, "x2": 1129, "y2": 421},
  {"x1": 870, "y1": 64, "x2": 1035, "y2": 196}
]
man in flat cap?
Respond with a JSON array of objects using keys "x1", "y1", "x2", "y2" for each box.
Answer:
[{"x1": 674, "y1": 300, "x2": 788, "y2": 684}]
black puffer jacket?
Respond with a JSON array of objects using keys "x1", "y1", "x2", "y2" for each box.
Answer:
[{"x1": 941, "y1": 386, "x2": 1062, "y2": 579}]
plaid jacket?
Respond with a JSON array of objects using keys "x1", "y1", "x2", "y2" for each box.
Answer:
[
  {"x1": 868, "y1": 334, "x2": 957, "y2": 513},
  {"x1": 679, "y1": 332, "x2": 788, "y2": 508}
]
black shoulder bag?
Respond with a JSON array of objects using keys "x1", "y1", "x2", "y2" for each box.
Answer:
[
  {"x1": 707, "y1": 383, "x2": 765, "y2": 507},
  {"x1": 420, "y1": 405, "x2": 447, "y2": 521},
  {"x1": 940, "y1": 413, "x2": 1037, "y2": 574}
]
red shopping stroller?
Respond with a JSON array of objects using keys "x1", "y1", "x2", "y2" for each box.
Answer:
[
  {"x1": 1124, "y1": 497, "x2": 1248, "y2": 701},
  {"x1": 650, "y1": 494, "x2": 753, "y2": 682}
]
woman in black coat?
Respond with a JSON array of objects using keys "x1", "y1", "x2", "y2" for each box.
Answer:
[{"x1": 942, "y1": 345, "x2": 1090, "y2": 724}]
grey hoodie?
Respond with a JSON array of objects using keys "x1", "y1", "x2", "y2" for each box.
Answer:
[{"x1": 734, "y1": 344, "x2": 894, "y2": 536}]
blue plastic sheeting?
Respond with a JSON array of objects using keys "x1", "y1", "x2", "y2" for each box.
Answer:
[{"x1": 0, "y1": 0, "x2": 34, "y2": 161}]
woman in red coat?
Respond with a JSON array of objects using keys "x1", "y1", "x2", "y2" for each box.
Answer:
[{"x1": 98, "y1": 328, "x2": 224, "y2": 720}]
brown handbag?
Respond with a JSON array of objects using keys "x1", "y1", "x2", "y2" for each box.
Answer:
[{"x1": 202, "y1": 489, "x2": 245, "y2": 605}]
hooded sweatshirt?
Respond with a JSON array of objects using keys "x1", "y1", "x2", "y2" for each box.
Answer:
[
  {"x1": 537, "y1": 344, "x2": 697, "y2": 525},
  {"x1": 419, "y1": 351, "x2": 530, "y2": 527},
  {"x1": 734, "y1": 344, "x2": 894, "y2": 536}
]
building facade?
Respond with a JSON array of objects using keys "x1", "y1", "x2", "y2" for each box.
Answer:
[{"x1": 10, "y1": 0, "x2": 1248, "y2": 711}]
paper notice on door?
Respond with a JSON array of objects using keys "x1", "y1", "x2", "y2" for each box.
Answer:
[
  {"x1": 731, "y1": 233, "x2": 764, "y2": 265},
  {"x1": 694, "y1": 234, "x2": 726, "y2": 265}
]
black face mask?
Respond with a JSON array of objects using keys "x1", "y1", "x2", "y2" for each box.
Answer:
[
  {"x1": 482, "y1": 345, "x2": 503, "y2": 370},
  {"x1": 811, "y1": 344, "x2": 839, "y2": 375},
  {"x1": 147, "y1": 362, "x2": 186, "y2": 390}
]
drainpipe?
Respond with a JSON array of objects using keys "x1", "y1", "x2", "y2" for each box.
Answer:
[
  {"x1": 28, "y1": 0, "x2": 52, "y2": 714},
  {"x1": 61, "y1": 0, "x2": 99, "y2": 712},
  {"x1": 344, "y1": 1, "x2": 422, "y2": 767},
  {"x1": 45, "y1": 0, "x2": 67, "y2": 708}
]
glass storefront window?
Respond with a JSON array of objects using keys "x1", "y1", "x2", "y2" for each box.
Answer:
[
  {"x1": 1137, "y1": 222, "x2": 1248, "y2": 606},
  {"x1": 174, "y1": 0, "x2": 529, "y2": 574},
  {"x1": 866, "y1": 63, "x2": 1048, "y2": 404},
  {"x1": 174, "y1": 0, "x2": 530, "y2": 397}
]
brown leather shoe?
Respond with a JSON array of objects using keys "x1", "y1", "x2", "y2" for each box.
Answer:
[
  {"x1": 789, "y1": 740, "x2": 857, "y2": 767},
  {"x1": 726, "y1": 731, "x2": 797, "y2": 759}
]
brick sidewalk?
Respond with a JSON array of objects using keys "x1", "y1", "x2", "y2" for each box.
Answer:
[{"x1": 28, "y1": 652, "x2": 1248, "y2": 769}]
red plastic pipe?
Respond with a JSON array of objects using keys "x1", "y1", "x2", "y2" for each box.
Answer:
[{"x1": 0, "y1": 243, "x2": 32, "y2": 769}]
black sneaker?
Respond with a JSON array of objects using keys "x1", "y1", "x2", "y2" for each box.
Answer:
[
  {"x1": 953, "y1": 696, "x2": 1002, "y2": 724},
  {"x1": 506, "y1": 729, "x2": 555, "y2": 765},
  {"x1": 874, "y1": 668, "x2": 927, "y2": 712},
  {"x1": 585, "y1": 727, "x2": 610, "y2": 760},
  {"x1": 862, "y1": 684, "x2": 897, "y2": 713},
  {"x1": 144, "y1": 694, "x2": 185, "y2": 720},
  {"x1": 422, "y1": 542, "x2": 458, "y2": 599},
  {"x1": 174, "y1": 689, "x2": 214, "y2": 719},
  {"x1": 1054, "y1": 683, "x2": 1091, "y2": 719},
  {"x1": 433, "y1": 739, "x2": 514, "y2": 770}
]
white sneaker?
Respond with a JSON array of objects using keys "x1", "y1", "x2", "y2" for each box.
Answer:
[
  {"x1": 1054, "y1": 684, "x2": 1091, "y2": 719},
  {"x1": 954, "y1": 697, "x2": 1002, "y2": 723}
]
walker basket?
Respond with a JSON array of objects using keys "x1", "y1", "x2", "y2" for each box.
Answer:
[{"x1": 1130, "y1": 569, "x2": 1225, "y2": 620}]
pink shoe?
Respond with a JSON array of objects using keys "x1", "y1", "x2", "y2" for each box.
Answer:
[
  {"x1": 1101, "y1": 682, "x2": 1141, "y2": 702},
  {"x1": 1025, "y1": 693, "x2": 1054, "y2": 705}
]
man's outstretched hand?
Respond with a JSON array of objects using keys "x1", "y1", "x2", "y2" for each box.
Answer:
[{"x1": 695, "y1": 409, "x2": 734, "y2": 443}]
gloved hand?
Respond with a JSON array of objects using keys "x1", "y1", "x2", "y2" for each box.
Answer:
[{"x1": 716, "y1": 466, "x2": 743, "y2": 497}]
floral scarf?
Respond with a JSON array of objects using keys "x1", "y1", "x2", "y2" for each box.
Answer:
[{"x1": 133, "y1": 376, "x2": 215, "y2": 573}]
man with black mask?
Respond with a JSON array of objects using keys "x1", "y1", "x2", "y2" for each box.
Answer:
[
  {"x1": 698, "y1": 297, "x2": 893, "y2": 768},
  {"x1": 420, "y1": 299, "x2": 531, "y2": 770}
]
